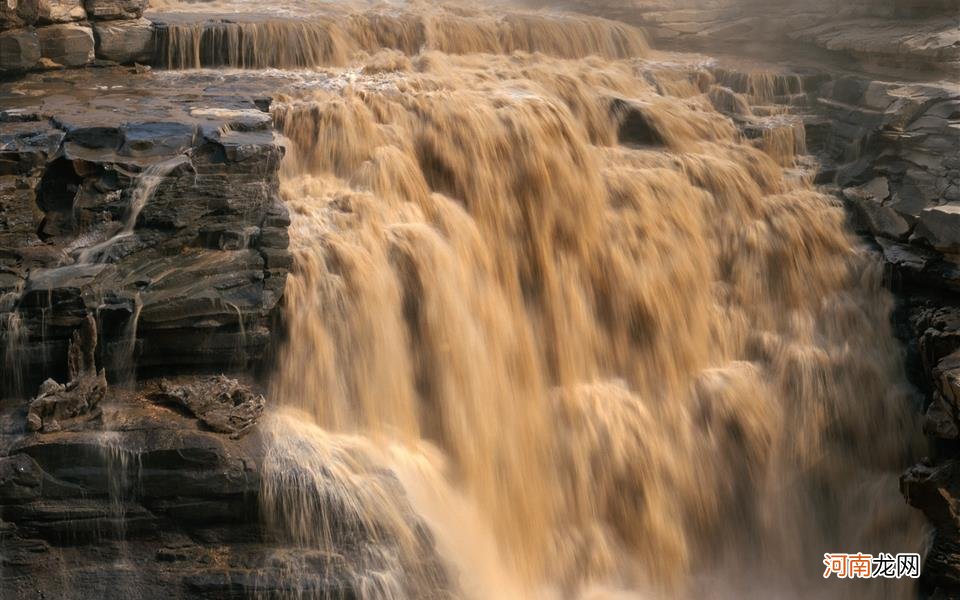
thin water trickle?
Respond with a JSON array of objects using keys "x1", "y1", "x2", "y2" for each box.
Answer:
[
  {"x1": 77, "y1": 158, "x2": 184, "y2": 265},
  {"x1": 1, "y1": 287, "x2": 26, "y2": 396}
]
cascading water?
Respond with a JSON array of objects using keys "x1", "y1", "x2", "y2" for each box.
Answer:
[
  {"x1": 77, "y1": 157, "x2": 186, "y2": 265},
  {"x1": 33, "y1": 2, "x2": 921, "y2": 598}
]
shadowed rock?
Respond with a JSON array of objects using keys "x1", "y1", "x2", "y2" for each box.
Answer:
[{"x1": 26, "y1": 314, "x2": 107, "y2": 433}]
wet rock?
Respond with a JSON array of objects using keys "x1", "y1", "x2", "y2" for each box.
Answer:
[
  {"x1": 914, "y1": 205, "x2": 960, "y2": 254},
  {"x1": 925, "y1": 531, "x2": 960, "y2": 596},
  {"x1": 707, "y1": 85, "x2": 751, "y2": 116},
  {"x1": 0, "y1": 454, "x2": 43, "y2": 502},
  {"x1": 83, "y1": 0, "x2": 146, "y2": 20},
  {"x1": 925, "y1": 392, "x2": 960, "y2": 439},
  {"x1": 0, "y1": 71, "x2": 291, "y2": 385},
  {"x1": 0, "y1": 28, "x2": 40, "y2": 73},
  {"x1": 925, "y1": 352, "x2": 960, "y2": 439},
  {"x1": 37, "y1": 23, "x2": 94, "y2": 68},
  {"x1": 146, "y1": 376, "x2": 265, "y2": 438},
  {"x1": 611, "y1": 98, "x2": 666, "y2": 146},
  {"x1": 902, "y1": 459, "x2": 960, "y2": 532},
  {"x1": 119, "y1": 121, "x2": 196, "y2": 157},
  {"x1": 26, "y1": 315, "x2": 107, "y2": 433},
  {"x1": 843, "y1": 177, "x2": 912, "y2": 240},
  {"x1": 93, "y1": 17, "x2": 153, "y2": 64}
]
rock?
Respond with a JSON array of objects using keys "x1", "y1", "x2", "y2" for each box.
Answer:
[
  {"x1": 901, "y1": 459, "x2": 960, "y2": 532},
  {"x1": 925, "y1": 391, "x2": 960, "y2": 439},
  {"x1": 37, "y1": 23, "x2": 94, "y2": 68},
  {"x1": 611, "y1": 98, "x2": 666, "y2": 146},
  {"x1": 83, "y1": 0, "x2": 146, "y2": 20},
  {"x1": 0, "y1": 28, "x2": 40, "y2": 73},
  {"x1": 843, "y1": 178, "x2": 912, "y2": 239},
  {"x1": 146, "y1": 376, "x2": 265, "y2": 438},
  {"x1": 913, "y1": 204, "x2": 960, "y2": 253},
  {"x1": 119, "y1": 121, "x2": 196, "y2": 157},
  {"x1": 26, "y1": 315, "x2": 107, "y2": 433},
  {"x1": 37, "y1": 0, "x2": 85, "y2": 24},
  {"x1": 0, "y1": 454, "x2": 43, "y2": 502},
  {"x1": 0, "y1": 0, "x2": 39, "y2": 31},
  {"x1": 924, "y1": 531, "x2": 960, "y2": 597},
  {"x1": 0, "y1": 70, "x2": 291, "y2": 385},
  {"x1": 93, "y1": 17, "x2": 153, "y2": 64}
]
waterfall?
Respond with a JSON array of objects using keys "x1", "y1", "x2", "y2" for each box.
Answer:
[{"x1": 249, "y1": 13, "x2": 924, "y2": 599}]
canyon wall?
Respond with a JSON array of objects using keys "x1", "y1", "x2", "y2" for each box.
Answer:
[{"x1": 552, "y1": 0, "x2": 959, "y2": 75}]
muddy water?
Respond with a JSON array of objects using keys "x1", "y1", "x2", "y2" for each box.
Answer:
[{"x1": 145, "y1": 2, "x2": 924, "y2": 598}]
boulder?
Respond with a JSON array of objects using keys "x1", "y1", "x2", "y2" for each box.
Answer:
[
  {"x1": 0, "y1": 454, "x2": 43, "y2": 502},
  {"x1": 843, "y1": 177, "x2": 912, "y2": 239},
  {"x1": 913, "y1": 204, "x2": 960, "y2": 253},
  {"x1": 83, "y1": 0, "x2": 147, "y2": 20},
  {"x1": 146, "y1": 376, "x2": 265, "y2": 438},
  {"x1": 37, "y1": 23, "x2": 94, "y2": 67},
  {"x1": 37, "y1": 0, "x2": 85, "y2": 24},
  {"x1": 901, "y1": 459, "x2": 960, "y2": 533},
  {"x1": 0, "y1": 28, "x2": 40, "y2": 73},
  {"x1": 26, "y1": 314, "x2": 107, "y2": 433},
  {"x1": 93, "y1": 17, "x2": 153, "y2": 64}
]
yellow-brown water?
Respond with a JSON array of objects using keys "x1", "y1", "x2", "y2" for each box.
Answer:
[{"x1": 175, "y1": 4, "x2": 931, "y2": 599}]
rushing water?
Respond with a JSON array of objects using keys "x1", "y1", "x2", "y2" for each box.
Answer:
[{"x1": 144, "y1": 2, "x2": 928, "y2": 598}]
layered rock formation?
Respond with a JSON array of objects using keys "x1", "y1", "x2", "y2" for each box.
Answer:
[
  {"x1": 0, "y1": 0, "x2": 150, "y2": 75},
  {"x1": 0, "y1": 372, "x2": 448, "y2": 599},
  {"x1": 0, "y1": 68, "x2": 290, "y2": 393}
]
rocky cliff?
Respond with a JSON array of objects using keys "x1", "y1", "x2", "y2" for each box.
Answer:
[
  {"x1": 552, "y1": 0, "x2": 959, "y2": 77},
  {"x1": 0, "y1": 68, "x2": 290, "y2": 392}
]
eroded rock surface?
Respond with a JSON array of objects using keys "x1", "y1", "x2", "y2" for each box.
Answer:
[
  {"x1": 26, "y1": 314, "x2": 107, "y2": 433},
  {"x1": 146, "y1": 376, "x2": 265, "y2": 438},
  {"x1": 0, "y1": 387, "x2": 449, "y2": 600},
  {"x1": 0, "y1": 69, "x2": 290, "y2": 392}
]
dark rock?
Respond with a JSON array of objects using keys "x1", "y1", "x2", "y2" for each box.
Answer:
[
  {"x1": 0, "y1": 70, "x2": 291, "y2": 384},
  {"x1": 924, "y1": 531, "x2": 960, "y2": 597},
  {"x1": 26, "y1": 315, "x2": 107, "y2": 433},
  {"x1": 0, "y1": 454, "x2": 44, "y2": 502},
  {"x1": 0, "y1": 0, "x2": 39, "y2": 31},
  {"x1": 0, "y1": 28, "x2": 40, "y2": 73},
  {"x1": 914, "y1": 205, "x2": 960, "y2": 254},
  {"x1": 901, "y1": 459, "x2": 960, "y2": 533},
  {"x1": 37, "y1": 23, "x2": 94, "y2": 68},
  {"x1": 119, "y1": 121, "x2": 196, "y2": 157},
  {"x1": 843, "y1": 177, "x2": 912, "y2": 239},
  {"x1": 93, "y1": 17, "x2": 153, "y2": 64},
  {"x1": 146, "y1": 376, "x2": 265, "y2": 438},
  {"x1": 611, "y1": 98, "x2": 665, "y2": 146}
]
